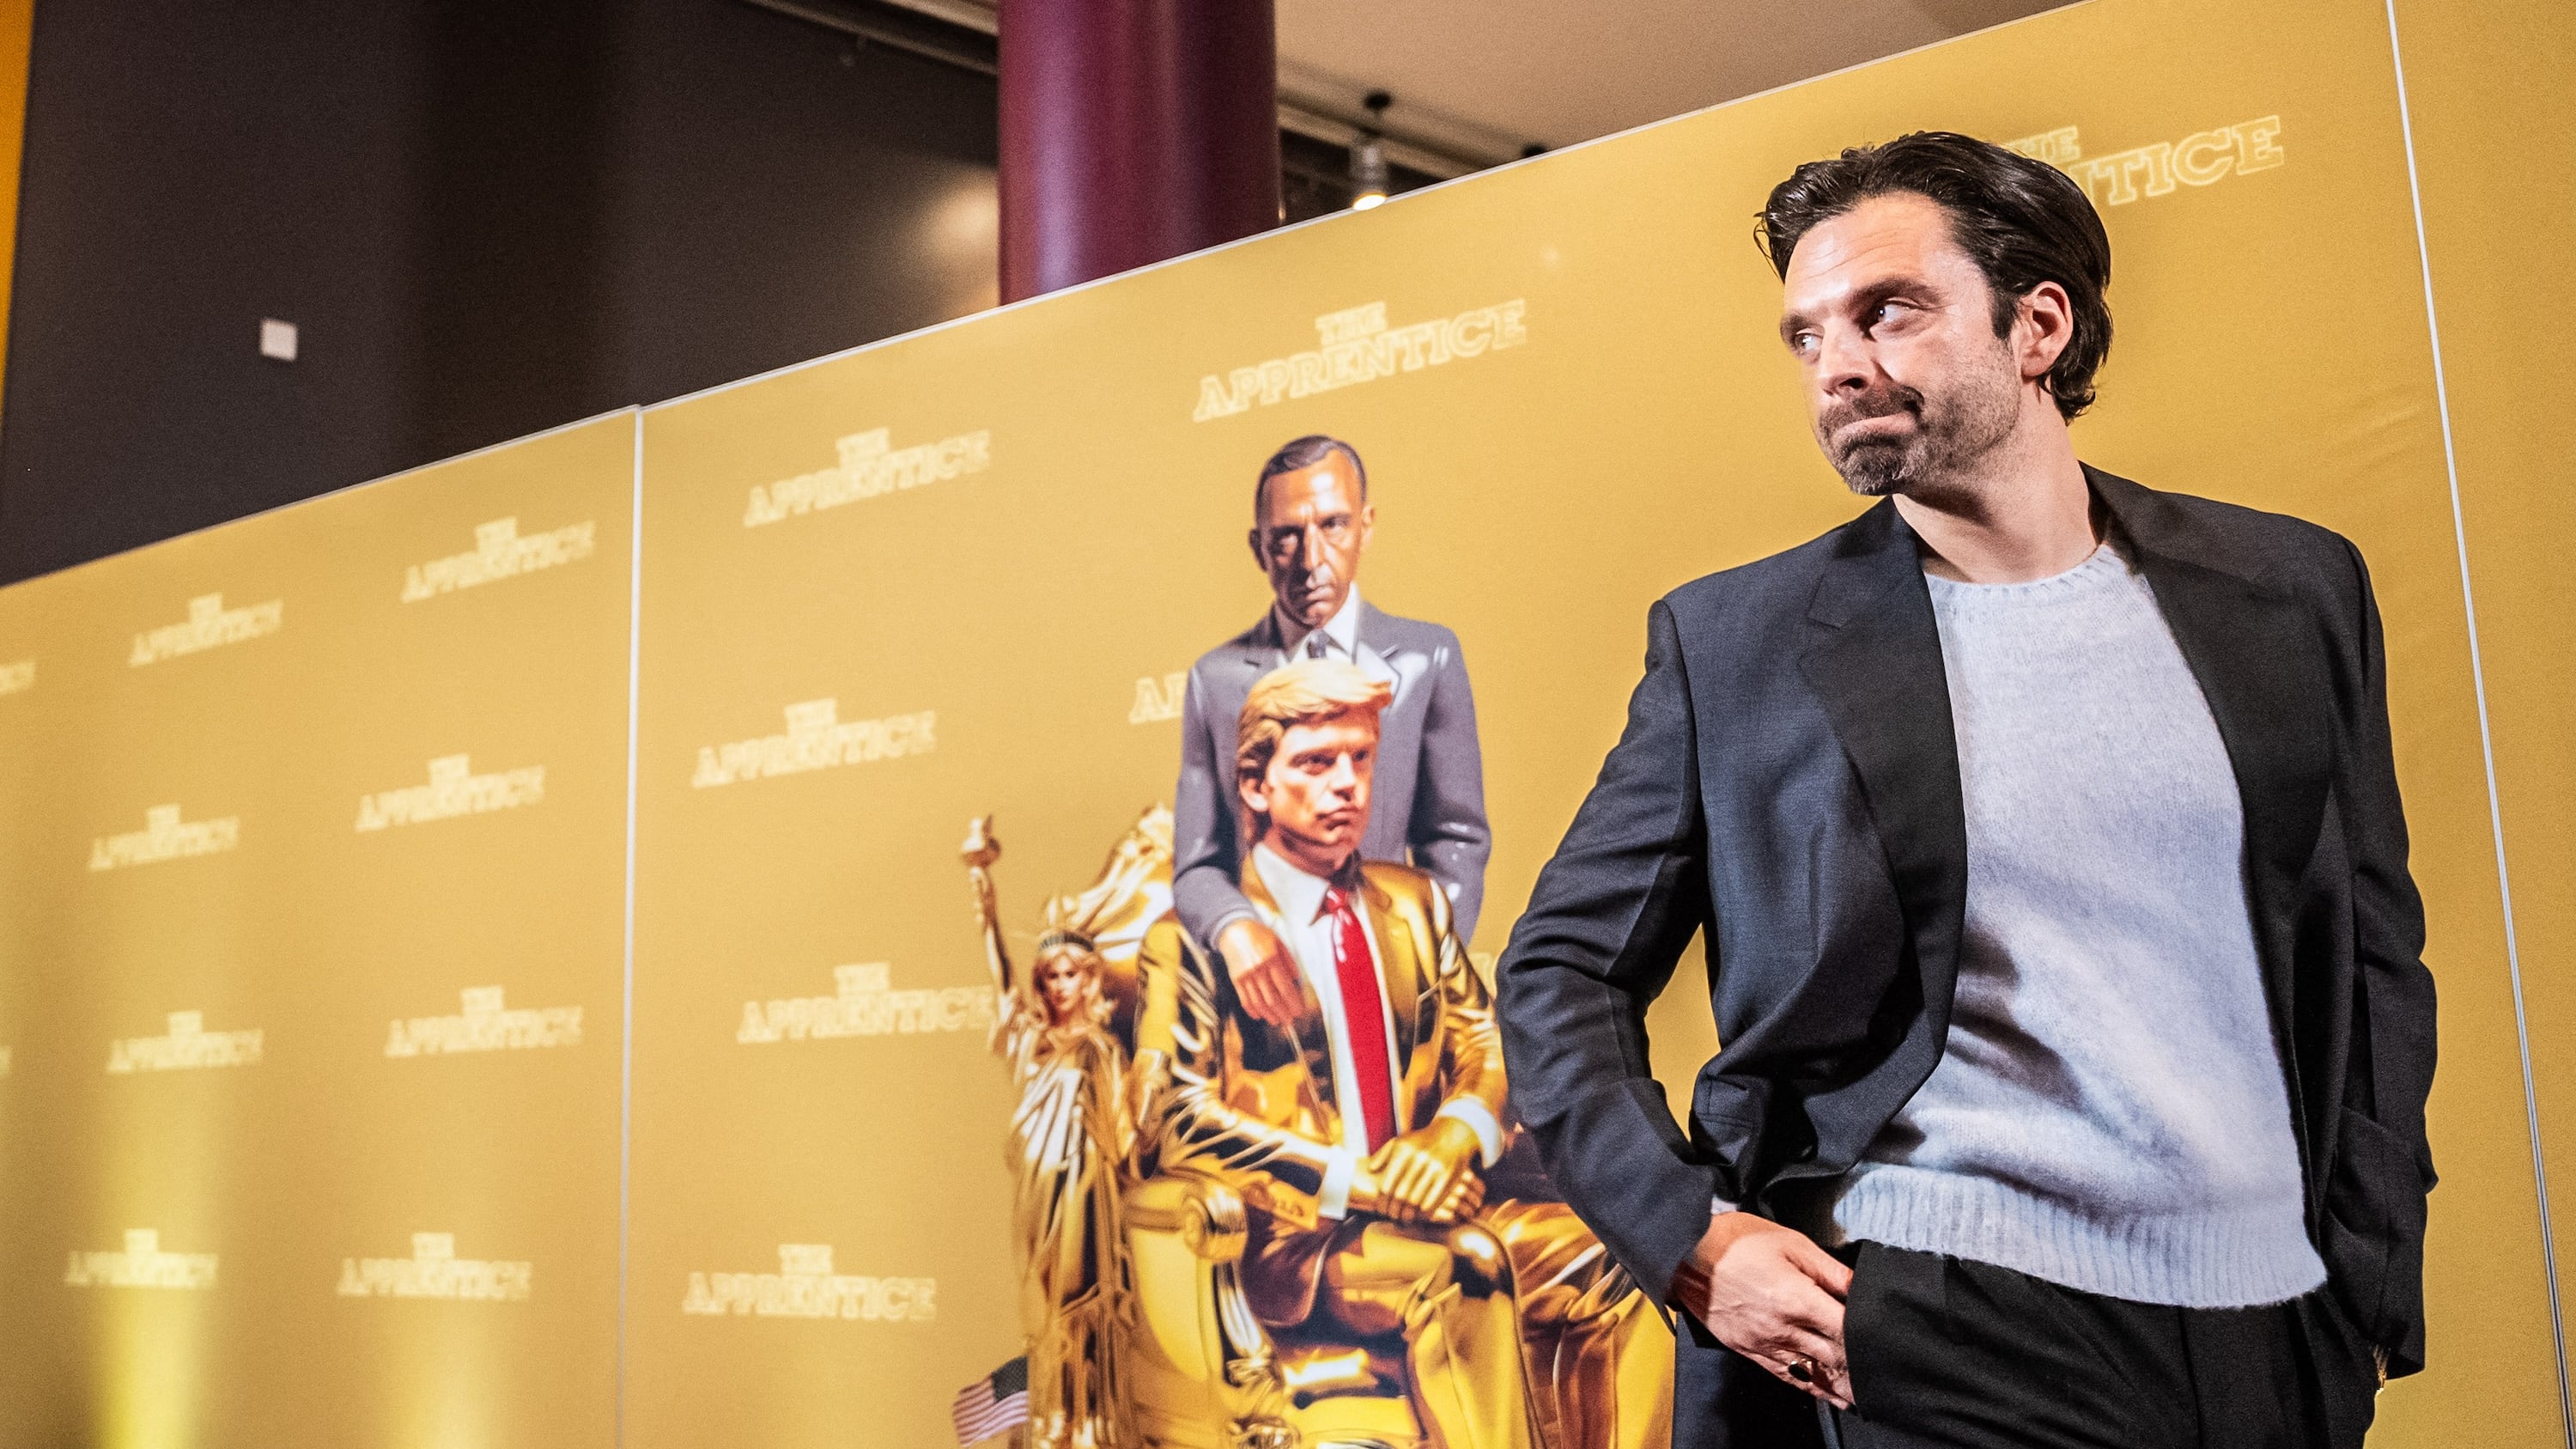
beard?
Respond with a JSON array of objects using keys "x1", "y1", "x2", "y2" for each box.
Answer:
[{"x1": 1815, "y1": 354, "x2": 2021, "y2": 499}]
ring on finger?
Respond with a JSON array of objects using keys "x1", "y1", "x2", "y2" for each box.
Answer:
[{"x1": 1787, "y1": 1355, "x2": 1817, "y2": 1385}]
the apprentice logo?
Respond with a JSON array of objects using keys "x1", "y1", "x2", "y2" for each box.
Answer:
[{"x1": 1193, "y1": 298, "x2": 1529, "y2": 422}]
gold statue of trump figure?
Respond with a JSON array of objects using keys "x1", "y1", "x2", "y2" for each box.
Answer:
[{"x1": 1132, "y1": 661, "x2": 1670, "y2": 1449}]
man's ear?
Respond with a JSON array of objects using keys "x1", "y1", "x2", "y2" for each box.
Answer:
[
  {"x1": 1237, "y1": 772, "x2": 1269, "y2": 825},
  {"x1": 2016, "y1": 281, "x2": 2075, "y2": 381},
  {"x1": 1247, "y1": 526, "x2": 1267, "y2": 571}
]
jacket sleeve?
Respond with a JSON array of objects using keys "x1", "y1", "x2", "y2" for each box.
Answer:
[
  {"x1": 1495, "y1": 599, "x2": 1719, "y2": 1304},
  {"x1": 1133, "y1": 917, "x2": 1339, "y2": 1204},
  {"x1": 1408, "y1": 630, "x2": 1494, "y2": 945},
  {"x1": 1424, "y1": 880, "x2": 1510, "y2": 1152},
  {"x1": 1172, "y1": 661, "x2": 1257, "y2": 952},
  {"x1": 2330, "y1": 537, "x2": 2439, "y2": 1376}
]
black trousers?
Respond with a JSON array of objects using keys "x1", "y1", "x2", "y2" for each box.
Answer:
[{"x1": 1827, "y1": 1245, "x2": 2382, "y2": 1449}]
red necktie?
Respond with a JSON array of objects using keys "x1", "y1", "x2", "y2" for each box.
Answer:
[{"x1": 1320, "y1": 884, "x2": 1398, "y2": 1152}]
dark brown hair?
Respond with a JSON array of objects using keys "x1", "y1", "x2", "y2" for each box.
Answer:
[
  {"x1": 1254, "y1": 434, "x2": 1368, "y2": 517},
  {"x1": 1758, "y1": 131, "x2": 2113, "y2": 420}
]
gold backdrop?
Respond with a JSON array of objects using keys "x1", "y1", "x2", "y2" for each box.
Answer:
[
  {"x1": 0, "y1": 415, "x2": 638, "y2": 1446},
  {"x1": 3, "y1": 0, "x2": 2572, "y2": 1441}
]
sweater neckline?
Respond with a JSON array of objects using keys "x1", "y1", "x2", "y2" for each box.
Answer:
[{"x1": 1923, "y1": 539, "x2": 2129, "y2": 605}]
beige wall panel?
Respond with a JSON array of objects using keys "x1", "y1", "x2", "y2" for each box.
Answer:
[
  {"x1": 0, "y1": 412, "x2": 638, "y2": 1447},
  {"x1": 629, "y1": 0, "x2": 2550, "y2": 1442},
  {"x1": 2395, "y1": 0, "x2": 2576, "y2": 1431}
]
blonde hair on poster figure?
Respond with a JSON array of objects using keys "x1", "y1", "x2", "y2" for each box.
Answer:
[{"x1": 1233, "y1": 661, "x2": 1393, "y2": 842}]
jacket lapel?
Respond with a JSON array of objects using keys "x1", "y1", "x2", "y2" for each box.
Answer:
[
  {"x1": 1797, "y1": 499, "x2": 1970, "y2": 1044},
  {"x1": 1353, "y1": 599, "x2": 1390, "y2": 654},
  {"x1": 1236, "y1": 611, "x2": 1285, "y2": 671},
  {"x1": 1359, "y1": 869, "x2": 1423, "y2": 1069},
  {"x1": 1350, "y1": 600, "x2": 1413, "y2": 697},
  {"x1": 2092, "y1": 469, "x2": 2331, "y2": 1063},
  {"x1": 1790, "y1": 475, "x2": 2332, "y2": 1185}
]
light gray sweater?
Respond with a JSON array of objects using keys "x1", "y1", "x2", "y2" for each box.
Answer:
[{"x1": 1829, "y1": 540, "x2": 2326, "y2": 1307}]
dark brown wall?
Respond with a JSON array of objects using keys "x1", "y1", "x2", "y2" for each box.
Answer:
[
  {"x1": 0, "y1": 0, "x2": 422, "y2": 583},
  {"x1": 0, "y1": 0, "x2": 1002, "y2": 585},
  {"x1": 601, "y1": 2, "x2": 1001, "y2": 411}
]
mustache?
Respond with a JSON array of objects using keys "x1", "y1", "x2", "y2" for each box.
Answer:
[{"x1": 1819, "y1": 386, "x2": 1926, "y2": 442}]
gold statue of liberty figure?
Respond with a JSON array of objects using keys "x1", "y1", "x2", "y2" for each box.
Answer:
[{"x1": 963, "y1": 809, "x2": 1173, "y2": 1449}]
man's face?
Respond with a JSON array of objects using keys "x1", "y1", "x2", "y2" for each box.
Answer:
[
  {"x1": 1242, "y1": 712, "x2": 1377, "y2": 874},
  {"x1": 1778, "y1": 193, "x2": 2025, "y2": 497},
  {"x1": 1249, "y1": 453, "x2": 1374, "y2": 630}
]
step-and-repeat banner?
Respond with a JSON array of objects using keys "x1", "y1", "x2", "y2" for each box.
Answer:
[
  {"x1": 3, "y1": 0, "x2": 2566, "y2": 1443},
  {"x1": 0, "y1": 417, "x2": 638, "y2": 1446}
]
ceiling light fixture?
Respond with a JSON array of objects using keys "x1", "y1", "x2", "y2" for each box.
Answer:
[{"x1": 1351, "y1": 90, "x2": 1393, "y2": 211}]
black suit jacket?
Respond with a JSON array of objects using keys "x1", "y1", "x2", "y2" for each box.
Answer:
[
  {"x1": 1495, "y1": 469, "x2": 2436, "y2": 1447},
  {"x1": 1172, "y1": 600, "x2": 1492, "y2": 948}
]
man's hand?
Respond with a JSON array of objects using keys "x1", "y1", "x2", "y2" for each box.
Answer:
[
  {"x1": 1346, "y1": 1164, "x2": 1485, "y2": 1225},
  {"x1": 1216, "y1": 917, "x2": 1303, "y2": 1028},
  {"x1": 1349, "y1": 1167, "x2": 1485, "y2": 1225},
  {"x1": 1669, "y1": 1213, "x2": 1852, "y2": 1408},
  {"x1": 1364, "y1": 1117, "x2": 1485, "y2": 1224}
]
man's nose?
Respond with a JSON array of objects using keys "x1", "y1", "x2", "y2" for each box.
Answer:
[
  {"x1": 1276, "y1": 525, "x2": 1321, "y2": 570},
  {"x1": 1814, "y1": 322, "x2": 1874, "y2": 395},
  {"x1": 1326, "y1": 755, "x2": 1359, "y2": 790}
]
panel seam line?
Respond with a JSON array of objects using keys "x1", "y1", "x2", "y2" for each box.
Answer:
[{"x1": 616, "y1": 407, "x2": 643, "y2": 1449}]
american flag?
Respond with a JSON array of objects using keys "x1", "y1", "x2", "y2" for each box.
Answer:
[{"x1": 951, "y1": 1355, "x2": 1030, "y2": 1446}]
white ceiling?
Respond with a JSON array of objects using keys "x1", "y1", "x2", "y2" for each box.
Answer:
[{"x1": 1274, "y1": 0, "x2": 2079, "y2": 161}]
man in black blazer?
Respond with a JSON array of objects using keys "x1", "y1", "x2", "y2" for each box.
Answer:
[
  {"x1": 1496, "y1": 132, "x2": 2433, "y2": 1449},
  {"x1": 1174, "y1": 434, "x2": 1491, "y2": 1028}
]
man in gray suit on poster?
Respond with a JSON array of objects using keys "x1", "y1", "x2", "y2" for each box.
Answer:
[{"x1": 1172, "y1": 434, "x2": 1491, "y2": 1027}]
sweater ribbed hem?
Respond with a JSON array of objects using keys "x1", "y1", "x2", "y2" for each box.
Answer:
[{"x1": 1828, "y1": 1164, "x2": 2326, "y2": 1308}]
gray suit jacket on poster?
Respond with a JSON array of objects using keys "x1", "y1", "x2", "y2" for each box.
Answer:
[
  {"x1": 1172, "y1": 600, "x2": 1492, "y2": 950},
  {"x1": 1494, "y1": 469, "x2": 2437, "y2": 1449}
]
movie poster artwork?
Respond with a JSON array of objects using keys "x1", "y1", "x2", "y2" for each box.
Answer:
[{"x1": 949, "y1": 433, "x2": 1673, "y2": 1449}]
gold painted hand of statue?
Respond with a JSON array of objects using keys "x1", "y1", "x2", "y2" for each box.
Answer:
[{"x1": 1359, "y1": 1116, "x2": 1485, "y2": 1224}]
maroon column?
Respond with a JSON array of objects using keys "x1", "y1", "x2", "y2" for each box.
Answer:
[{"x1": 997, "y1": 0, "x2": 1281, "y2": 303}]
